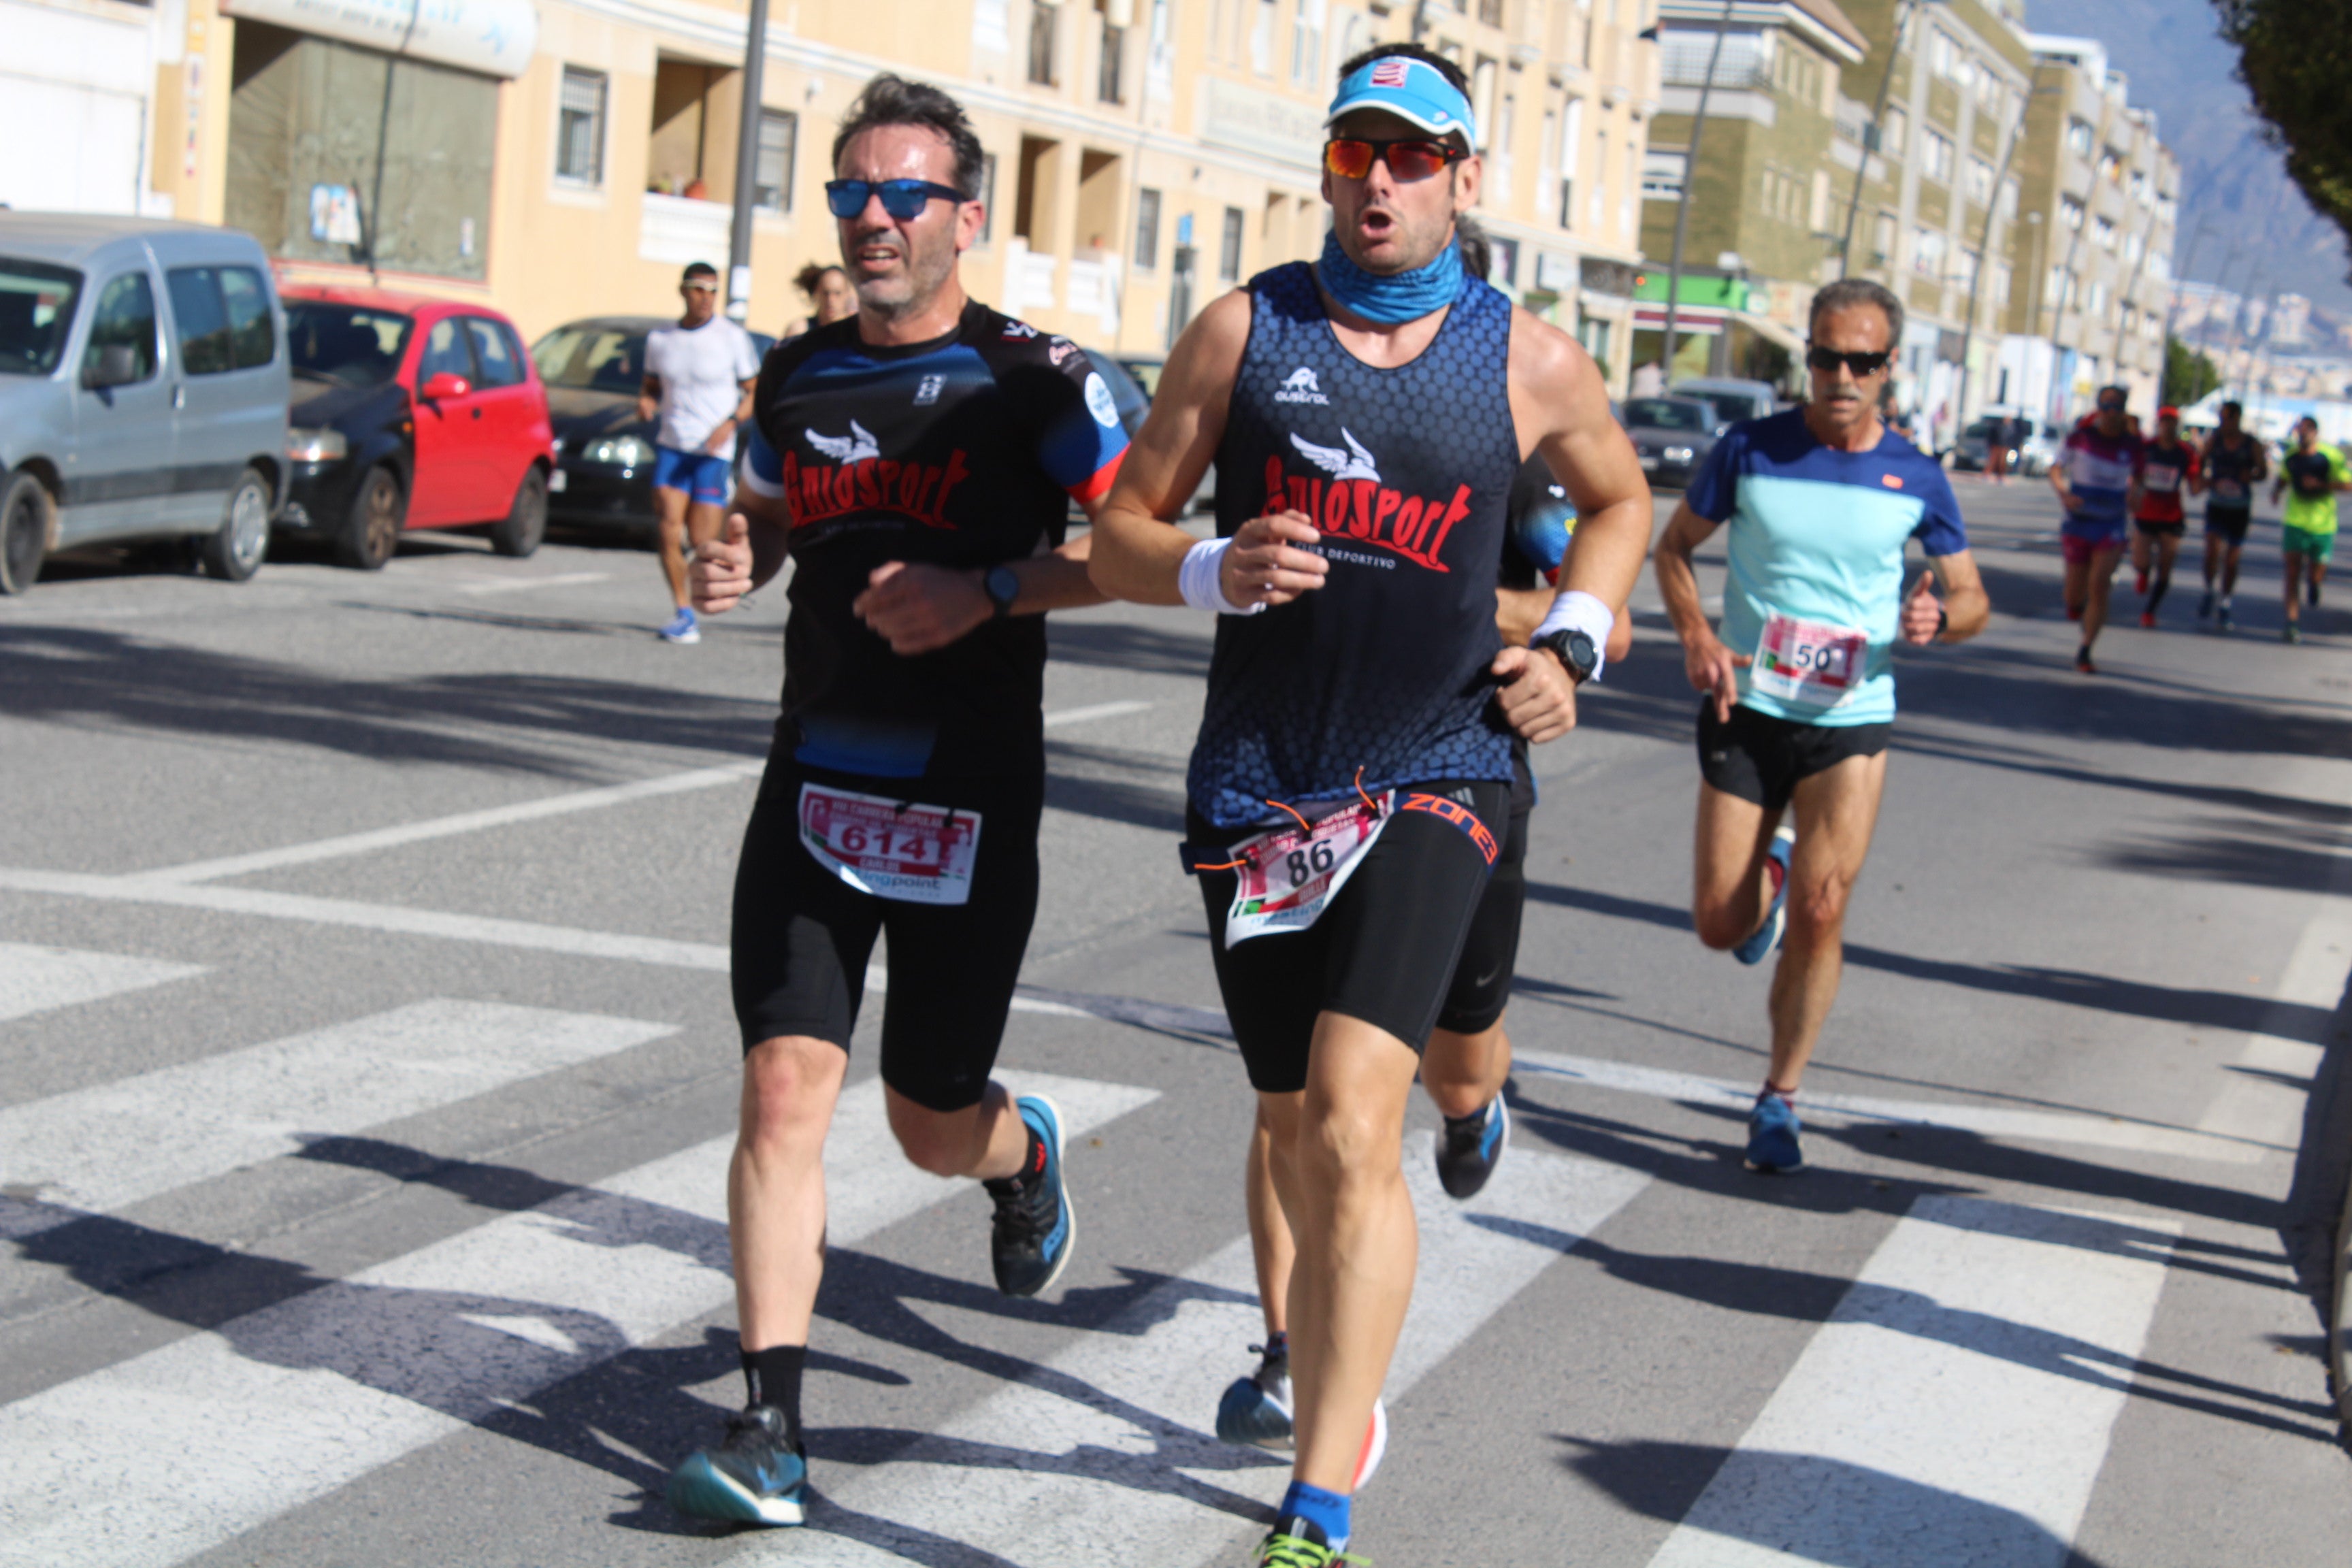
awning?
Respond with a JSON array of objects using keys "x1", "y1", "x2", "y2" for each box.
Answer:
[
  {"x1": 1632, "y1": 303, "x2": 1728, "y2": 335},
  {"x1": 219, "y1": 0, "x2": 539, "y2": 79}
]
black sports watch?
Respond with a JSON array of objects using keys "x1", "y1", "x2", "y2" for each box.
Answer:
[
  {"x1": 983, "y1": 564, "x2": 1021, "y2": 618},
  {"x1": 1534, "y1": 627, "x2": 1599, "y2": 685}
]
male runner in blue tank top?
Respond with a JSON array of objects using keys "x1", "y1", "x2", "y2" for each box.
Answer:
[
  {"x1": 1654, "y1": 278, "x2": 1989, "y2": 1175},
  {"x1": 1093, "y1": 44, "x2": 1652, "y2": 1565}
]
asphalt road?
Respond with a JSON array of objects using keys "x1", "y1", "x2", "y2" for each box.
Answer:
[{"x1": 2, "y1": 482, "x2": 2349, "y2": 1568}]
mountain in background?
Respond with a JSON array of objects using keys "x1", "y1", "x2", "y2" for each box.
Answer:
[{"x1": 2026, "y1": 0, "x2": 2352, "y2": 313}]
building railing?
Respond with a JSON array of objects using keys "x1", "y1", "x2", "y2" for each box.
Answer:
[{"x1": 1656, "y1": 44, "x2": 1771, "y2": 91}]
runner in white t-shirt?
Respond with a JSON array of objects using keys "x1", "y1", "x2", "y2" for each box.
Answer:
[{"x1": 638, "y1": 261, "x2": 762, "y2": 644}]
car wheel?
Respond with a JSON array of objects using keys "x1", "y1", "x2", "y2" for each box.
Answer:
[
  {"x1": 200, "y1": 467, "x2": 273, "y2": 582},
  {"x1": 338, "y1": 464, "x2": 404, "y2": 571},
  {"x1": 0, "y1": 468, "x2": 53, "y2": 595},
  {"x1": 489, "y1": 466, "x2": 547, "y2": 559}
]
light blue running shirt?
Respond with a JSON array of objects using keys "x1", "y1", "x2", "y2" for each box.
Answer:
[{"x1": 1684, "y1": 408, "x2": 1967, "y2": 727}]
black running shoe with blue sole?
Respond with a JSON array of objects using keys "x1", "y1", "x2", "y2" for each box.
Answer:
[
  {"x1": 666, "y1": 1405, "x2": 806, "y2": 1526},
  {"x1": 1437, "y1": 1095, "x2": 1509, "y2": 1199},
  {"x1": 987, "y1": 1093, "x2": 1073, "y2": 1297},
  {"x1": 1216, "y1": 1343, "x2": 1294, "y2": 1450}
]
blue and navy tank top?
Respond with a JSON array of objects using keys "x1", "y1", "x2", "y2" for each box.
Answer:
[{"x1": 1187, "y1": 262, "x2": 1521, "y2": 828}]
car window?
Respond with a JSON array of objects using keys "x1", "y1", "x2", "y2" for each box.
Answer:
[
  {"x1": 0, "y1": 259, "x2": 81, "y2": 376},
  {"x1": 166, "y1": 267, "x2": 233, "y2": 376},
  {"x1": 532, "y1": 326, "x2": 646, "y2": 392},
  {"x1": 219, "y1": 267, "x2": 274, "y2": 370},
  {"x1": 81, "y1": 271, "x2": 159, "y2": 384},
  {"x1": 463, "y1": 317, "x2": 525, "y2": 387},
  {"x1": 1118, "y1": 358, "x2": 1164, "y2": 397},
  {"x1": 287, "y1": 303, "x2": 411, "y2": 387},
  {"x1": 418, "y1": 317, "x2": 477, "y2": 385},
  {"x1": 1624, "y1": 398, "x2": 1705, "y2": 431}
]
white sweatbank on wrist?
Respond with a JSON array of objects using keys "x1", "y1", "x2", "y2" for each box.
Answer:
[{"x1": 1178, "y1": 537, "x2": 1266, "y2": 615}]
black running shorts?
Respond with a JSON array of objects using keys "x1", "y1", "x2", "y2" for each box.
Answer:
[
  {"x1": 1434, "y1": 747, "x2": 1533, "y2": 1036},
  {"x1": 1697, "y1": 700, "x2": 1890, "y2": 815},
  {"x1": 730, "y1": 758, "x2": 1042, "y2": 1113},
  {"x1": 2206, "y1": 508, "x2": 2251, "y2": 544},
  {"x1": 1187, "y1": 779, "x2": 1511, "y2": 1094},
  {"x1": 2134, "y1": 517, "x2": 2186, "y2": 539}
]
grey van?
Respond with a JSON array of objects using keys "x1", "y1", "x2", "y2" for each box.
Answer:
[{"x1": 0, "y1": 215, "x2": 289, "y2": 593}]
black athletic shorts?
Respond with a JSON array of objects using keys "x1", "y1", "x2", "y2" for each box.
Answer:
[
  {"x1": 730, "y1": 757, "x2": 1042, "y2": 1112},
  {"x1": 1698, "y1": 700, "x2": 1889, "y2": 815},
  {"x1": 2134, "y1": 517, "x2": 2186, "y2": 539},
  {"x1": 1186, "y1": 778, "x2": 1511, "y2": 1094},
  {"x1": 2206, "y1": 508, "x2": 2252, "y2": 544},
  {"x1": 1434, "y1": 745, "x2": 1533, "y2": 1036}
]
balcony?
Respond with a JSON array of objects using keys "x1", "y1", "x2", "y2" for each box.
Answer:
[{"x1": 638, "y1": 192, "x2": 732, "y2": 266}]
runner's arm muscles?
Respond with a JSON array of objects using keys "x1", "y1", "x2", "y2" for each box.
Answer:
[
  {"x1": 996, "y1": 513, "x2": 1110, "y2": 615},
  {"x1": 1652, "y1": 502, "x2": 1722, "y2": 650},
  {"x1": 1512, "y1": 313, "x2": 1652, "y2": 621},
  {"x1": 1089, "y1": 291, "x2": 1253, "y2": 604},
  {"x1": 637, "y1": 373, "x2": 662, "y2": 423},
  {"x1": 1926, "y1": 549, "x2": 1989, "y2": 641}
]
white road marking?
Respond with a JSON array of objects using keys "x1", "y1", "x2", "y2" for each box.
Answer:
[
  {"x1": 143, "y1": 762, "x2": 765, "y2": 884},
  {"x1": 1646, "y1": 1196, "x2": 2178, "y2": 1568},
  {"x1": 455, "y1": 572, "x2": 612, "y2": 596},
  {"x1": 0, "y1": 1001, "x2": 674, "y2": 1220},
  {"x1": 2196, "y1": 898, "x2": 2352, "y2": 1149},
  {"x1": 0, "y1": 1069, "x2": 1158, "y2": 1568},
  {"x1": 1513, "y1": 1047, "x2": 2273, "y2": 1163},
  {"x1": 0, "y1": 941, "x2": 203, "y2": 1024},
  {"x1": 1042, "y1": 700, "x2": 1154, "y2": 728},
  {"x1": 747, "y1": 1138, "x2": 1650, "y2": 1566}
]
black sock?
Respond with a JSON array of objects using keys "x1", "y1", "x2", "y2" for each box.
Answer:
[
  {"x1": 742, "y1": 1343, "x2": 806, "y2": 1448},
  {"x1": 983, "y1": 1124, "x2": 1048, "y2": 1193},
  {"x1": 2147, "y1": 570, "x2": 2171, "y2": 614}
]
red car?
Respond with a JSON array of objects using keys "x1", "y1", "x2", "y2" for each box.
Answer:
[{"x1": 276, "y1": 284, "x2": 555, "y2": 568}]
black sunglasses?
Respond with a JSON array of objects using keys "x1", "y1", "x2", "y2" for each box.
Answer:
[
  {"x1": 1806, "y1": 345, "x2": 1892, "y2": 376},
  {"x1": 825, "y1": 178, "x2": 967, "y2": 220}
]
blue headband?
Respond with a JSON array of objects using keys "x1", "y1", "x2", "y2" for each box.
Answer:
[{"x1": 1318, "y1": 231, "x2": 1465, "y2": 324}]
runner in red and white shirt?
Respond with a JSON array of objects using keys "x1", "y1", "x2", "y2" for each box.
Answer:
[{"x1": 2130, "y1": 405, "x2": 2198, "y2": 629}]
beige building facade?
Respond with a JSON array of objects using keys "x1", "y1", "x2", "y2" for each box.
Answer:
[{"x1": 114, "y1": 0, "x2": 1653, "y2": 382}]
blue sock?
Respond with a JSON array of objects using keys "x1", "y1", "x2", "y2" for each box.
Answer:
[{"x1": 1277, "y1": 1480, "x2": 1350, "y2": 1546}]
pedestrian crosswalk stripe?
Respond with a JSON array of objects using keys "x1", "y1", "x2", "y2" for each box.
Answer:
[
  {"x1": 0, "y1": 941, "x2": 203, "y2": 1025},
  {"x1": 0, "y1": 1069, "x2": 1156, "y2": 1568},
  {"x1": 1513, "y1": 1047, "x2": 2272, "y2": 1163},
  {"x1": 1644, "y1": 1196, "x2": 2178, "y2": 1568},
  {"x1": 0, "y1": 1000, "x2": 675, "y2": 1224},
  {"x1": 744, "y1": 1137, "x2": 1650, "y2": 1565}
]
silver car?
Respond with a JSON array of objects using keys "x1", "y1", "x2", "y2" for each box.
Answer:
[{"x1": 0, "y1": 214, "x2": 289, "y2": 593}]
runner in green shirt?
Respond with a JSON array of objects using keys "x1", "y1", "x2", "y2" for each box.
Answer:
[{"x1": 2269, "y1": 415, "x2": 2345, "y2": 642}]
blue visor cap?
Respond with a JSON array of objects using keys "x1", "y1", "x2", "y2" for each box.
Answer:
[{"x1": 1326, "y1": 56, "x2": 1479, "y2": 151}]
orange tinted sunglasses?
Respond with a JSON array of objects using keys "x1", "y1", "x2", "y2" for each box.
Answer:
[{"x1": 1322, "y1": 137, "x2": 1465, "y2": 182}]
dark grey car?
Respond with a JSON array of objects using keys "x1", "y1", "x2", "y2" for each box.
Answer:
[{"x1": 1620, "y1": 395, "x2": 1719, "y2": 489}]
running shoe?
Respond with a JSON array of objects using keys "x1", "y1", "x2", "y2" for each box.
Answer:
[
  {"x1": 2286, "y1": 623, "x2": 2304, "y2": 645},
  {"x1": 1436, "y1": 1096, "x2": 1509, "y2": 1200},
  {"x1": 2138, "y1": 609, "x2": 2156, "y2": 630},
  {"x1": 987, "y1": 1094, "x2": 1073, "y2": 1297},
  {"x1": 2074, "y1": 646, "x2": 2097, "y2": 675},
  {"x1": 665, "y1": 1404, "x2": 806, "y2": 1526},
  {"x1": 1252, "y1": 1518, "x2": 1367, "y2": 1567},
  {"x1": 659, "y1": 606, "x2": 701, "y2": 644},
  {"x1": 1733, "y1": 826, "x2": 1794, "y2": 967},
  {"x1": 2198, "y1": 590, "x2": 2214, "y2": 621},
  {"x1": 1217, "y1": 1341, "x2": 1294, "y2": 1450},
  {"x1": 1745, "y1": 1091, "x2": 1804, "y2": 1174},
  {"x1": 2219, "y1": 603, "x2": 2235, "y2": 632}
]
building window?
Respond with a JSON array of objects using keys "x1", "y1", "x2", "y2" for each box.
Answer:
[
  {"x1": 1135, "y1": 186, "x2": 1162, "y2": 269},
  {"x1": 1591, "y1": 128, "x2": 1607, "y2": 229},
  {"x1": 977, "y1": 153, "x2": 998, "y2": 244},
  {"x1": 2094, "y1": 216, "x2": 2116, "y2": 250},
  {"x1": 1490, "y1": 235, "x2": 1518, "y2": 287},
  {"x1": 1478, "y1": 0, "x2": 1503, "y2": 22},
  {"x1": 1029, "y1": 1, "x2": 1058, "y2": 86},
  {"x1": 1911, "y1": 226, "x2": 1944, "y2": 278},
  {"x1": 557, "y1": 67, "x2": 606, "y2": 186},
  {"x1": 2065, "y1": 117, "x2": 2093, "y2": 159},
  {"x1": 753, "y1": 109, "x2": 796, "y2": 212},
  {"x1": 1641, "y1": 150, "x2": 1686, "y2": 201},
  {"x1": 1991, "y1": 259, "x2": 2012, "y2": 306},
  {"x1": 1872, "y1": 212, "x2": 1896, "y2": 266},
  {"x1": 1220, "y1": 204, "x2": 1245, "y2": 281},
  {"x1": 1251, "y1": 0, "x2": 1276, "y2": 74},
  {"x1": 1965, "y1": 156, "x2": 1992, "y2": 206},
  {"x1": 1921, "y1": 130, "x2": 1953, "y2": 185},
  {"x1": 1291, "y1": 0, "x2": 1325, "y2": 86},
  {"x1": 1099, "y1": 15, "x2": 1126, "y2": 103},
  {"x1": 2059, "y1": 197, "x2": 2084, "y2": 231}
]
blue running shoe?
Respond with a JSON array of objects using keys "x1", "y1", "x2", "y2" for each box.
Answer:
[
  {"x1": 1436, "y1": 1096, "x2": 1509, "y2": 1199},
  {"x1": 658, "y1": 606, "x2": 700, "y2": 644},
  {"x1": 987, "y1": 1094, "x2": 1073, "y2": 1296},
  {"x1": 1216, "y1": 1341, "x2": 1294, "y2": 1450},
  {"x1": 666, "y1": 1404, "x2": 805, "y2": 1526},
  {"x1": 1734, "y1": 827, "x2": 1795, "y2": 966},
  {"x1": 1745, "y1": 1091, "x2": 1803, "y2": 1173}
]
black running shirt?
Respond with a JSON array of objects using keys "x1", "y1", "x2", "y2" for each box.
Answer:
[{"x1": 742, "y1": 304, "x2": 1128, "y2": 781}]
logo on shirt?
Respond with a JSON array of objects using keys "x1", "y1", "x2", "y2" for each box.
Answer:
[
  {"x1": 1267, "y1": 429, "x2": 1471, "y2": 573},
  {"x1": 914, "y1": 374, "x2": 945, "y2": 406},
  {"x1": 806, "y1": 421, "x2": 882, "y2": 465},
  {"x1": 1048, "y1": 338, "x2": 1080, "y2": 367},
  {"x1": 1290, "y1": 429, "x2": 1380, "y2": 482},
  {"x1": 1275, "y1": 367, "x2": 1330, "y2": 406},
  {"x1": 1881, "y1": 473, "x2": 1904, "y2": 489},
  {"x1": 1001, "y1": 321, "x2": 1039, "y2": 339},
  {"x1": 1083, "y1": 372, "x2": 1120, "y2": 429}
]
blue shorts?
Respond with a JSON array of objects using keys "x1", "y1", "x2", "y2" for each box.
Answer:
[{"x1": 653, "y1": 444, "x2": 734, "y2": 505}]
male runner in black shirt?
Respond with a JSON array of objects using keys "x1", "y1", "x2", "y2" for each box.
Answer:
[{"x1": 667, "y1": 74, "x2": 1128, "y2": 1528}]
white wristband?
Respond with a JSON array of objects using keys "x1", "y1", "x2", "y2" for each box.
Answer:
[
  {"x1": 1533, "y1": 589, "x2": 1616, "y2": 682},
  {"x1": 1179, "y1": 536, "x2": 1264, "y2": 615}
]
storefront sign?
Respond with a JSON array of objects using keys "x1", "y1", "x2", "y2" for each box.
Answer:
[{"x1": 220, "y1": 0, "x2": 538, "y2": 80}]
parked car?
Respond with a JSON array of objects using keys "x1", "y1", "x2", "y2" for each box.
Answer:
[
  {"x1": 1100, "y1": 349, "x2": 1215, "y2": 513},
  {"x1": 1619, "y1": 395, "x2": 1720, "y2": 489},
  {"x1": 1951, "y1": 411, "x2": 2063, "y2": 476},
  {"x1": 533, "y1": 316, "x2": 773, "y2": 540},
  {"x1": 0, "y1": 214, "x2": 288, "y2": 593},
  {"x1": 1670, "y1": 376, "x2": 1780, "y2": 431},
  {"x1": 276, "y1": 286, "x2": 554, "y2": 569}
]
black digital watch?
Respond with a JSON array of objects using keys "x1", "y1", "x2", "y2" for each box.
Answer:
[
  {"x1": 983, "y1": 564, "x2": 1021, "y2": 618},
  {"x1": 1533, "y1": 626, "x2": 1599, "y2": 684}
]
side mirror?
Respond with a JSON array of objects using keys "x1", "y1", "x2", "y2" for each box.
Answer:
[
  {"x1": 420, "y1": 372, "x2": 471, "y2": 401},
  {"x1": 80, "y1": 344, "x2": 140, "y2": 390}
]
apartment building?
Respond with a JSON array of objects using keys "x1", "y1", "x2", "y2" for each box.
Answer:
[{"x1": 82, "y1": 0, "x2": 1651, "y2": 379}]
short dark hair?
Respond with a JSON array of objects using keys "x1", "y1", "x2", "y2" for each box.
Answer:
[
  {"x1": 2221, "y1": 399, "x2": 2243, "y2": 415},
  {"x1": 1336, "y1": 42, "x2": 1472, "y2": 103},
  {"x1": 794, "y1": 261, "x2": 847, "y2": 296},
  {"x1": 682, "y1": 261, "x2": 718, "y2": 282},
  {"x1": 831, "y1": 74, "x2": 985, "y2": 200},
  {"x1": 1454, "y1": 212, "x2": 1491, "y2": 282},
  {"x1": 1808, "y1": 278, "x2": 1903, "y2": 346}
]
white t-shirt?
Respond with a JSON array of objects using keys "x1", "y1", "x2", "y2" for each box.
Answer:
[{"x1": 645, "y1": 316, "x2": 762, "y2": 460}]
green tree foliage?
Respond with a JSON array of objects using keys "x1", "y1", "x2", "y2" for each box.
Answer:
[
  {"x1": 2215, "y1": 2, "x2": 2352, "y2": 256},
  {"x1": 2165, "y1": 336, "x2": 2221, "y2": 406}
]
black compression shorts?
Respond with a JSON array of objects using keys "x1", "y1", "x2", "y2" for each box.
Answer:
[
  {"x1": 2206, "y1": 508, "x2": 2251, "y2": 544},
  {"x1": 730, "y1": 757, "x2": 1042, "y2": 1112},
  {"x1": 1186, "y1": 779, "x2": 1510, "y2": 1094},
  {"x1": 1698, "y1": 700, "x2": 1889, "y2": 815},
  {"x1": 1434, "y1": 746, "x2": 1533, "y2": 1036}
]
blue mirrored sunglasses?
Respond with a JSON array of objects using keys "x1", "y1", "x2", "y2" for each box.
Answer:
[{"x1": 824, "y1": 178, "x2": 967, "y2": 220}]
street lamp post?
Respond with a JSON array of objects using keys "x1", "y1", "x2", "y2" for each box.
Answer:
[
  {"x1": 723, "y1": 0, "x2": 774, "y2": 323},
  {"x1": 1838, "y1": 0, "x2": 1936, "y2": 275},
  {"x1": 1661, "y1": 0, "x2": 1738, "y2": 382},
  {"x1": 1954, "y1": 87, "x2": 2051, "y2": 432}
]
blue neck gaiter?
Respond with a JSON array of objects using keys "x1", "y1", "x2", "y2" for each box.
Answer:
[{"x1": 1316, "y1": 232, "x2": 1464, "y2": 323}]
